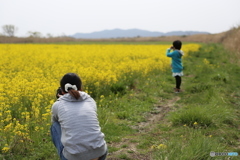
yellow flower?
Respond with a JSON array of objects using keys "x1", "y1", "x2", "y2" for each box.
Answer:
[
  {"x1": 193, "y1": 122, "x2": 198, "y2": 125},
  {"x1": 0, "y1": 43, "x2": 200, "y2": 149},
  {"x1": 209, "y1": 135, "x2": 212, "y2": 138},
  {"x1": 183, "y1": 124, "x2": 187, "y2": 127},
  {"x1": 2, "y1": 144, "x2": 10, "y2": 153},
  {"x1": 157, "y1": 144, "x2": 167, "y2": 149},
  {"x1": 35, "y1": 126, "x2": 40, "y2": 131},
  {"x1": 151, "y1": 145, "x2": 157, "y2": 149}
]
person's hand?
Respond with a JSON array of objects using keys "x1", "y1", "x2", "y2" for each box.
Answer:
[
  {"x1": 56, "y1": 87, "x2": 63, "y2": 99},
  {"x1": 170, "y1": 46, "x2": 174, "y2": 50},
  {"x1": 57, "y1": 94, "x2": 63, "y2": 98}
]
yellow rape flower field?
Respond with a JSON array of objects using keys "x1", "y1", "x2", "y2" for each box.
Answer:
[{"x1": 0, "y1": 44, "x2": 200, "y2": 156}]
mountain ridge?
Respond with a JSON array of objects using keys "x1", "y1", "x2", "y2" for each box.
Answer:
[{"x1": 71, "y1": 28, "x2": 210, "y2": 39}]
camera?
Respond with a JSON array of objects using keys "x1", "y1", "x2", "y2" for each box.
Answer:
[{"x1": 56, "y1": 87, "x2": 63, "y2": 99}]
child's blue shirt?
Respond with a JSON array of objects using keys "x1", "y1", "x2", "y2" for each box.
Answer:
[{"x1": 166, "y1": 49, "x2": 184, "y2": 73}]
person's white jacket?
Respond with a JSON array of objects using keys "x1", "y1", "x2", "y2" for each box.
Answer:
[{"x1": 51, "y1": 91, "x2": 107, "y2": 160}]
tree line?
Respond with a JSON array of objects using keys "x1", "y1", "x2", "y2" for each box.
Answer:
[{"x1": 0, "y1": 24, "x2": 54, "y2": 38}]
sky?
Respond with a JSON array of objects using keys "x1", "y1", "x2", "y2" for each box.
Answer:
[{"x1": 1, "y1": 0, "x2": 240, "y2": 37}]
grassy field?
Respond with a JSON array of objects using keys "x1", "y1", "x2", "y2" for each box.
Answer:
[
  {"x1": 0, "y1": 43, "x2": 239, "y2": 160},
  {"x1": 0, "y1": 43, "x2": 199, "y2": 160},
  {"x1": 101, "y1": 43, "x2": 240, "y2": 160}
]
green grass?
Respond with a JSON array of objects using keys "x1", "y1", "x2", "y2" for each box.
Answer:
[
  {"x1": 100, "y1": 43, "x2": 240, "y2": 159},
  {"x1": 151, "y1": 44, "x2": 239, "y2": 159},
  {"x1": 1, "y1": 43, "x2": 239, "y2": 159}
]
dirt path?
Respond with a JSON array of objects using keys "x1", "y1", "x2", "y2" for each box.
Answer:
[{"x1": 107, "y1": 96, "x2": 181, "y2": 160}]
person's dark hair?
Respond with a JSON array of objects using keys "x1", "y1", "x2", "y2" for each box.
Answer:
[
  {"x1": 173, "y1": 40, "x2": 182, "y2": 50},
  {"x1": 60, "y1": 73, "x2": 82, "y2": 99}
]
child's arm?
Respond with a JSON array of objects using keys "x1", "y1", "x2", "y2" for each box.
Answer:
[
  {"x1": 51, "y1": 102, "x2": 59, "y2": 123},
  {"x1": 166, "y1": 48, "x2": 173, "y2": 57}
]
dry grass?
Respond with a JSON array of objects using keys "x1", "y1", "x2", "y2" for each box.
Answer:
[
  {"x1": 1, "y1": 26, "x2": 239, "y2": 62},
  {"x1": 220, "y1": 26, "x2": 240, "y2": 64},
  {"x1": 0, "y1": 31, "x2": 231, "y2": 44},
  {"x1": 0, "y1": 36, "x2": 77, "y2": 43}
]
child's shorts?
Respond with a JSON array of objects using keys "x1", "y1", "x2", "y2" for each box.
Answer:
[{"x1": 172, "y1": 72, "x2": 183, "y2": 77}]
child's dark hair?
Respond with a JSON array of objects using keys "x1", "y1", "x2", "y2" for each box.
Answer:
[
  {"x1": 173, "y1": 40, "x2": 182, "y2": 50},
  {"x1": 60, "y1": 73, "x2": 82, "y2": 99}
]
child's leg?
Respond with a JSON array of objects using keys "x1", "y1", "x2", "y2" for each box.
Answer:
[
  {"x1": 50, "y1": 122, "x2": 67, "y2": 160},
  {"x1": 175, "y1": 76, "x2": 181, "y2": 89}
]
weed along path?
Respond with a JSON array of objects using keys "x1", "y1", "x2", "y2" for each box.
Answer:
[
  {"x1": 106, "y1": 44, "x2": 240, "y2": 160},
  {"x1": 107, "y1": 96, "x2": 181, "y2": 159}
]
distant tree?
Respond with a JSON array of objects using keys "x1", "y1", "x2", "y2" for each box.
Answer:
[
  {"x1": 28, "y1": 31, "x2": 42, "y2": 38},
  {"x1": 2, "y1": 24, "x2": 18, "y2": 37},
  {"x1": 46, "y1": 33, "x2": 53, "y2": 38},
  {"x1": 60, "y1": 33, "x2": 67, "y2": 37}
]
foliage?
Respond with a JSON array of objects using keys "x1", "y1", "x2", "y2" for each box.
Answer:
[
  {"x1": 0, "y1": 43, "x2": 200, "y2": 159},
  {"x1": 1, "y1": 25, "x2": 18, "y2": 37},
  {"x1": 1, "y1": 43, "x2": 239, "y2": 159},
  {"x1": 150, "y1": 44, "x2": 240, "y2": 159}
]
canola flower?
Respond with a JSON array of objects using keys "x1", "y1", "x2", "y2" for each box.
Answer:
[
  {"x1": 151, "y1": 143, "x2": 167, "y2": 150},
  {"x1": 0, "y1": 44, "x2": 200, "y2": 154},
  {"x1": 2, "y1": 144, "x2": 10, "y2": 153}
]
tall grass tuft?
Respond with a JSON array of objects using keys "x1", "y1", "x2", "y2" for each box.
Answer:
[
  {"x1": 169, "y1": 105, "x2": 213, "y2": 127},
  {"x1": 152, "y1": 131, "x2": 226, "y2": 160},
  {"x1": 150, "y1": 43, "x2": 240, "y2": 159}
]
